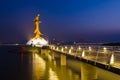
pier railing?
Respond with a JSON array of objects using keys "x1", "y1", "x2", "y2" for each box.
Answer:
[{"x1": 50, "y1": 45, "x2": 120, "y2": 69}]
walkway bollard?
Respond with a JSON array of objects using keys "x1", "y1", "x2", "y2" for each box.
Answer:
[
  {"x1": 106, "y1": 52, "x2": 114, "y2": 69},
  {"x1": 61, "y1": 47, "x2": 64, "y2": 52},
  {"x1": 103, "y1": 47, "x2": 108, "y2": 54},
  {"x1": 82, "y1": 50, "x2": 85, "y2": 58},
  {"x1": 69, "y1": 49, "x2": 72, "y2": 54},
  {"x1": 110, "y1": 53, "x2": 114, "y2": 65}
]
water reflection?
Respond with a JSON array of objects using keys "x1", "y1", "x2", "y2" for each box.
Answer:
[
  {"x1": 49, "y1": 68, "x2": 59, "y2": 80},
  {"x1": 31, "y1": 53, "x2": 59, "y2": 80},
  {"x1": 29, "y1": 49, "x2": 81, "y2": 80},
  {"x1": 32, "y1": 53, "x2": 46, "y2": 80}
]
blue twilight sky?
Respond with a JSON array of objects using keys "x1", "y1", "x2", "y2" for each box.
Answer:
[{"x1": 0, "y1": 0, "x2": 120, "y2": 43}]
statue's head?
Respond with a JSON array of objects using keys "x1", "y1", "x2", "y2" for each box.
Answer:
[{"x1": 37, "y1": 14, "x2": 40, "y2": 17}]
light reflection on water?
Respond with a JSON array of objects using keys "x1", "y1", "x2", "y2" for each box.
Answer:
[
  {"x1": 32, "y1": 53, "x2": 46, "y2": 80},
  {"x1": 31, "y1": 52, "x2": 81, "y2": 80},
  {"x1": 0, "y1": 46, "x2": 120, "y2": 80},
  {"x1": 49, "y1": 68, "x2": 59, "y2": 80},
  {"x1": 32, "y1": 53, "x2": 59, "y2": 80}
]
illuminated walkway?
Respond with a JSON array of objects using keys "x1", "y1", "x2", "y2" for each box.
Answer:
[{"x1": 50, "y1": 45, "x2": 120, "y2": 73}]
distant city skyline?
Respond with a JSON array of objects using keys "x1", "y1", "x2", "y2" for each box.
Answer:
[{"x1": 0, "y1": 0, "x2": 120, "y2": 43}]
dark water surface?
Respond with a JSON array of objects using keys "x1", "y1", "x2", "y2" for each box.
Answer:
[{"x1": 0, "y1": 46, "x2": 120, "y2": 80}]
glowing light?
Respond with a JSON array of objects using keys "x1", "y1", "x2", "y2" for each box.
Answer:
[
  {"x1": 104, "y1": 47, "x2": 107, "y2": 50},
  {"x1": 103, "y1": 47, "x2": 107, "y2": 53},
  {"x1": 56, "y1": 47, "x2": 59, "y2": 51},
  {"x1": 26, "y1": 37, "x2": 48, "y2": 47},
  {"x1": 89, "y1": 46, "x2": 92, "y2": 51},
  {"x1": 110, "y1": 54, "x2": 114, "y2": 64},
  {"x1": 15, "y1": 43, "x2": 19, "y2": 45},
  {"x1": 78, "y1": 46, "x2": 81, "y2": 50},
  {"x1": 82, "y1": 50, "x2": 85, "y2": 57},
  {"x1": 61, "y1": 47, "x2": 64, "y2": 52},
  {"x1": 65, "y1": 46, "x2": 67, "y2": 49},
  {"x1": 69, "y1": 49, "x2": 71, "y2": 54}
]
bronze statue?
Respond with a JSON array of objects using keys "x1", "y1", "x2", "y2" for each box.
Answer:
[{"x1": 34, "y1": 14, "x2": 42, "y2": 38}]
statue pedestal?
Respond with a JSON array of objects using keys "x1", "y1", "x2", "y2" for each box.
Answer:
[{"x1": 26, "y1": 37, "x2": 48, "y2": 47}]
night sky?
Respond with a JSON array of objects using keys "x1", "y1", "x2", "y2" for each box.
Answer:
[{"x1": 0, "y1": 0, "x2": 120, "y2": 43}]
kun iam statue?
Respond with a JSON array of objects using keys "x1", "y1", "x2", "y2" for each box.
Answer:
[
  {"x1": 34, "y1": 14, "x2": 42, "y2": 38},
  {"x1": 26, "y1": 14, "x2": 48, "y2": 47}
]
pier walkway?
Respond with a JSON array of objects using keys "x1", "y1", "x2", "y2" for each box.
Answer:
[{"x1": 49, "y1": 45, "x2": 120, "y2": 74}]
